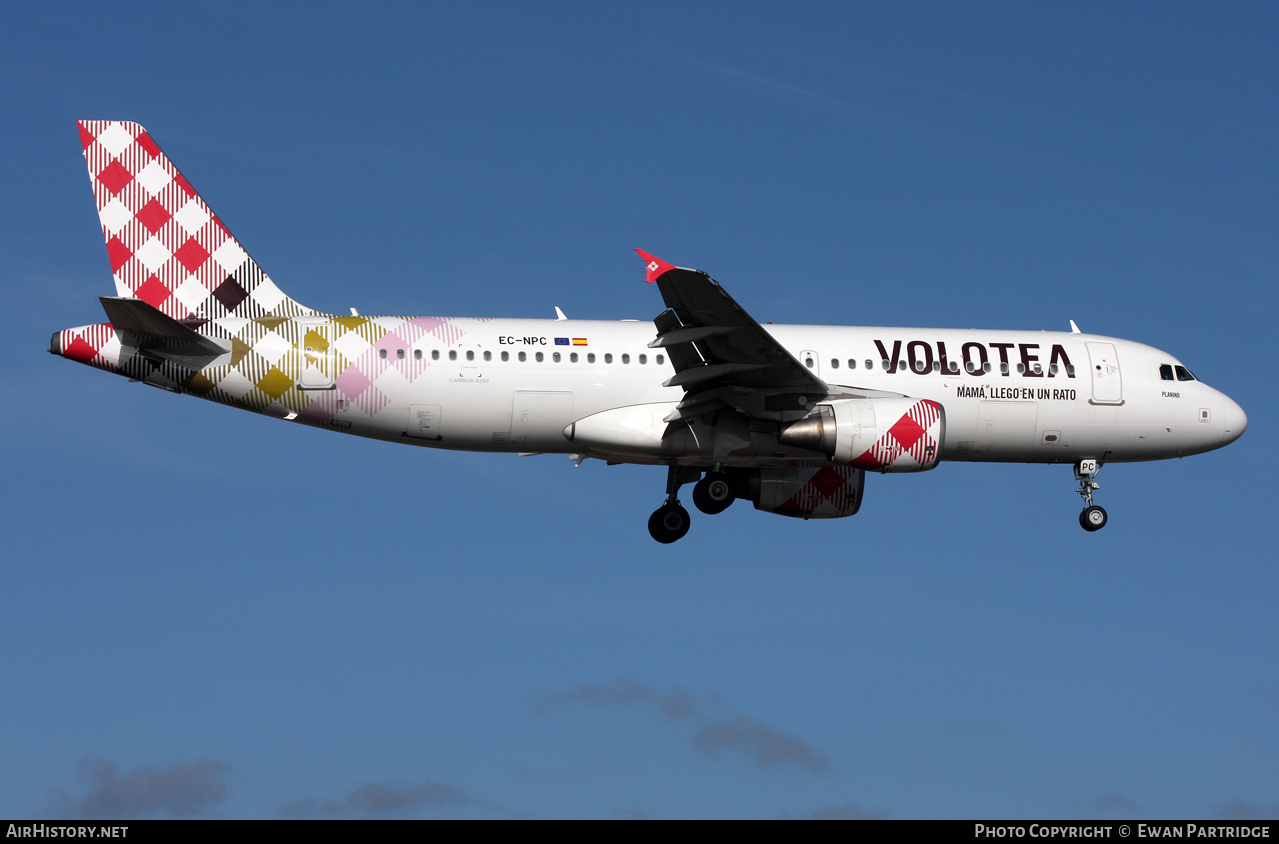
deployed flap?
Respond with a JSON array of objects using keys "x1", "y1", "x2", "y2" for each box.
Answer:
[
  {"x1": 100, "y1": 296, "x2": 229, "y2": 357},
  {"x1": 637, "y1": 250, "x2": 827, "y2": 421}
]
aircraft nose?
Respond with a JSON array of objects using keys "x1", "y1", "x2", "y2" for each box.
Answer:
[{"x1": 1220, "y1": 395, "x2": 1247, "y2": 445}]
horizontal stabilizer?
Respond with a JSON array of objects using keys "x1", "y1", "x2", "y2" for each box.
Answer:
[{"x1": 99, "y1": 296, "x2": 229, "y2": 356}]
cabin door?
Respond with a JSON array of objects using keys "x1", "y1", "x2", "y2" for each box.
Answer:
[{"x1": 1086, "y1": 342, "x2": 1123, "y2": 405}]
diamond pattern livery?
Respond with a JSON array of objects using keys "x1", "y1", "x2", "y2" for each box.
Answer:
[
  {"x1": 851, "y1": 399, "x2": 943, "y2": 472},
  {"x1": 78, "y1": 120, "x2": 312, "y2": 323},
  {"x1": 774, "y1": 465, "x2": 863, "y2": 519}
]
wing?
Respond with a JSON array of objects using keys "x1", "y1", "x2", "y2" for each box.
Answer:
[{"x1": 639, "y1": 250, "x2": 828, "y2": 423}]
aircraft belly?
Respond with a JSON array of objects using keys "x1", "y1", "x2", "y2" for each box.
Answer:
[
  {"x1": 933, "y1": 391, "x2": 1138, "y2": 463},
  {"x1": 403, "y1": 376, "x2": 510, "y2": 451},
  {"x1": 510, "y1": 390, "x2": 576, "y2": 451},
  {"x1": 398, "y1": 370, "x2": 671, "y2": 453}
]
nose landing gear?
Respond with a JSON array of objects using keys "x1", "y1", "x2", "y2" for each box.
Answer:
[{"x1": 1074, "y1": 459, "x2": 1107, "y2": 532}]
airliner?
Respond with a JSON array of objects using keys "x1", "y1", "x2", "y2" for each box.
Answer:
[{"x1": 51, "y1": 121, "x2": 1247, "y2": 542}]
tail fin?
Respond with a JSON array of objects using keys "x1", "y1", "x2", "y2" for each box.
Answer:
[{"x1": 77, "y1": 120, "x2": 314, "y2": 322}]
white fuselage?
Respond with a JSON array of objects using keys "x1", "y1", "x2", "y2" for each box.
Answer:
[{"x1": 244, "y1": 316, "x2": 1245, "y2": 467}]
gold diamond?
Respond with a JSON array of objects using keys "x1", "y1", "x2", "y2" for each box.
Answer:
[{"x1": 256, "y1": 366, "x2": 294, "y2": 400}]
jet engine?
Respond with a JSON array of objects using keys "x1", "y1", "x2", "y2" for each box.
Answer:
[
  {"x1": 778, "y1": 397, "x2": 944, "y2": 472},
  {"x1": 735, "y1": 465, "x2": 864, "y2": 519}
]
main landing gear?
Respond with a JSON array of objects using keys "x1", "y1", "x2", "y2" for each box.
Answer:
[
  {"x1": 648, "y1": 466, "x2": 736, "y2": 543},
  {"x1": 1074, "y1": 459, "x2": 1107, "y2": 532},
  {"x1": 692, "y1": 472, "x2": 734, "y2": 515}
]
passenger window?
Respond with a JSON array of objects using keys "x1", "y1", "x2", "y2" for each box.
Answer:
[
  {"x1": 553, "y1": 352, "x2": 561, "y2": 362},
  {"x1": 983, "y1": 362, "x2": 992, "y2": 373},
  {"x1": 849, "y1": 359, "x2": 857, "y2": 370},
  {"x1": 622, "y1": 354, "x2": 630, "y2": 364},
  {"x1": 570, "y1": 352, "x2": 578, "y2": 363},
  {"x1": 604, "y1": 353, "x2": 613, "y2": 364},
  {"x1": 536, "y1": 352, "x2": 543, "y2": 362},
  {"x1": 882, "y1": 359, "x2": 891, "y2": 371},
  {"x1": 414, "y1": 349, "x2": 422, "y2": 360},
  {"x1": 396, "y1": 349, "x2": 405, "y2": 360},
  {"x1": 518, "y1": 351, "x2": 526, "y2": 362},
  {"x1": 431, "y1": 350, "x2": 440, "y2": 361},
  {"x1": 932, "y1": 361, "x2": 940, "y2": 372},
  {"x1": 588, "y1": 353, "x2": 596, "y2": 363},
  {"x1": 639, "y1": 354, "x2": 647, "y2": 364},
  {"x1": 656, "y1": 354, "x2": 664, "y2": 365},
  {"x1": 805, "y1": 358, "x2": 814, "y2": 369},
  {"x1": 1175, "y1": 365, "x2": 1196, "y2": 382},
  {"x1": 830, "y1": 359, "x2": 839, "y2": 369},
  {"x1": 501, "y1": 351, "x2": 509, "y2": 362},
  {"x1": 484, "y1": 351, "x2": 492, "y2": 361},
  {"x1": 448, "y1": 350, "x2": 457, "y2": 361},
  {"x1": 1001, "y1": 362, "x2": 1009, "y2": 374},
  {"x1": 378, "y1": 349, "x2": 387, "y2": 360},
  {"x1": 466, "y1": 350, "x2": 474, "y2": 361}
]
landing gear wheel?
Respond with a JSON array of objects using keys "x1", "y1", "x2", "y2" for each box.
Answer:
[
  {"x1": 1073, "y1": 460, "x2": 1106, "y2": 533},
  {"x1": 649, "y1": 503, "x2": 691, "y2": 544},
  {"x1": 692, "y1": 473, "x2": 734, "y2": 515},
  {"x1": 1079, "y1": 505, "x2": 1108, "y2": 532}
]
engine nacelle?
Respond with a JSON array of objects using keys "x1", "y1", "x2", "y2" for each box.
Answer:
[
  {"x1": 740, "y1": 465, "x2": 864, "y2": 519},
  {"x1": 779, "y1": 397, "x2": 944, "y2": 472}
]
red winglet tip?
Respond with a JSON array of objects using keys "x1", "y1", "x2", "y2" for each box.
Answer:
[{"x1": 635, "y1": 249, "x2": 675, "y2": 284}]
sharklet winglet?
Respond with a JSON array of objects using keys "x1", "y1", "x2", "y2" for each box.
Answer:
[{"x1": 635, "y1": 249, "x2": 676, "y2": 284}]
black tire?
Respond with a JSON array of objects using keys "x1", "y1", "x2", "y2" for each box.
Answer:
[
  {"x1": 692, "y1": 473, "x2": 735, "y2": 515},
  {"x1": 1079, "y1": 505, "x2": 1108, "y2": 532},
  {"x1": 648, "y1": 503, "x2": 691, "y2": 543}
]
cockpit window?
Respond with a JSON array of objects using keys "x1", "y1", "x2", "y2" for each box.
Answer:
[
  {"x1": 1175, "y1": 365, "x2": 1196, "y2": 382},
  {"x1": 1159, "y1": 364, "x2": 1175, "y2": 381}
]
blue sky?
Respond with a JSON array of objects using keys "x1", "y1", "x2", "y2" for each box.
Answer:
[{"x1": 2, "y1": 2, "x2": 1275, "y2": 819}]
